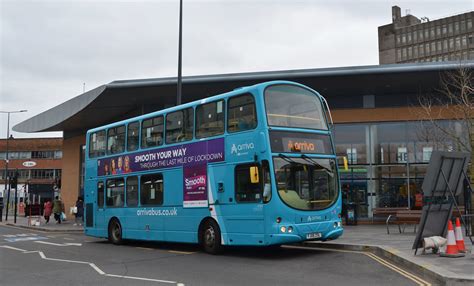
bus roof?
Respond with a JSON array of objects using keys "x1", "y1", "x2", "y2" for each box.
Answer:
[{"x1": 86, "y1": 80, "x2": 322, "y2": 134}]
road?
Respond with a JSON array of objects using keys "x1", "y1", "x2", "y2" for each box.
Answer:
[{"x1": 0, "y1": 225, "x2": 432, "y2": 286}]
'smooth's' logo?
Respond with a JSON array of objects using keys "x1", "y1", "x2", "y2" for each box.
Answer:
[
  {"x1": 230, "y1": 142, "x2": 255, "y2": 156},
  {"x1": 185, "y1": 175, "x2": 206, "y2": 188}
]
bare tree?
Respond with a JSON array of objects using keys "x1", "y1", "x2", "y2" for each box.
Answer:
[{"x1": 416, "y1": 65, "x2": 473, "y2": 176}]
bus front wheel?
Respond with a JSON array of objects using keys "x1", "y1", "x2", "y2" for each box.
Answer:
[
  {"x1": 108, "y1": 219, "x2": 123, "y2": 245},
  {"x1": 201, "y1": 220, "x2": 223, "y2": 254}
]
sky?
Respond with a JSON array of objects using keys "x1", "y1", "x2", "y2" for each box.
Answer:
[{"x1": 0, "y1": 0, "x2": 472, "y2": 138}]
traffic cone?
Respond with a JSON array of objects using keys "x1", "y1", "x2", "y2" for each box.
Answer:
[
  {"x1": 440, "y1": 220, "x2": 465, "y2": 258},
  {"x1": 454, "y1": 218, "x2": 466, "y2": 253}
]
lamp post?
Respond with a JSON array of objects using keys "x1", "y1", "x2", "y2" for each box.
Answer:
[
  {"x1": 177, "y1": 0, "x2": 183, "y2": 105},
  {"x1": 1, "y1": 110, "x2": 27, "y2": 221}
]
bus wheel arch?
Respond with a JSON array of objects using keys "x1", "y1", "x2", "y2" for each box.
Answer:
[
  {"x1": 198, "y1": 217, "x2": 223, "y2": 254},
  {"x1": 108, "y1": 217, "x2": 123, "y2": 245}
]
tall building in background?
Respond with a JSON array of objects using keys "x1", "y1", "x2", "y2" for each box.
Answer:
[{"x1": 378, "y1": 6, "x2": 473, "y2": 64}]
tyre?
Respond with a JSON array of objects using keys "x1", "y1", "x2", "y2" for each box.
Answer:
[
  {"x1": 201, "y1": 220, "x2": 223, "y2": 254},
  {"x1": 108, "y1": 219, "x2": 123, "y2": 245}
]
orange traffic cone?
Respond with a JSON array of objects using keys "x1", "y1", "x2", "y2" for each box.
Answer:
[
  {"x1": 440, "y1": 220, "x2": 465, "y2": 258},
  {"x1": 454, "y1": 218, "x2": 466, "y2": 253}
]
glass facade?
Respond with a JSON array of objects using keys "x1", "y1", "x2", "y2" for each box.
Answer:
[{"x1": 334, "y1": 120, "x2": 468, "y2": 218}]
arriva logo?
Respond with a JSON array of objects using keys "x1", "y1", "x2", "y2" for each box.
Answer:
[{"x1": 231, "y1": 142, "x2": 255, "y2": 156}]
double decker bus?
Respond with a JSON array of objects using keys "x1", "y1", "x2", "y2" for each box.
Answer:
[{"x1": 84, "y1": 81, "x2": 343, "y2": 253}]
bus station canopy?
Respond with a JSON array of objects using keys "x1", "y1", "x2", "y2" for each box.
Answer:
[{"x1": 13, "y1": 61, "x2": 472, "y2": 137}]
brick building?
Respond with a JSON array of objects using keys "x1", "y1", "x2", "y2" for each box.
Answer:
[
  {"x1": 378, "y1": 6, "x2": 473, "y2": 64},
  {"x1": 0, "y1": 137, "x2": 63, "y2": 204}
]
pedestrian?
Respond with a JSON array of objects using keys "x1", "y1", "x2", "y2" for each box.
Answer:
[
  {"x1": 53, "y1": 196, "x2": 63, "y2": 224},
  {"x1": 43, "y1": 199, "x2": 53, "y2": 224},
  {"x1": 74, "y1": 196, "x2": 84, "y2": 226}
]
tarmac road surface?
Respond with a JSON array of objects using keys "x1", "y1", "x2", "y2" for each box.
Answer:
[{"x1": 0, "y1": 225, "x2": 433, "y2": 286}]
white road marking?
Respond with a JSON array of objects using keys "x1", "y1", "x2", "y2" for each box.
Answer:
[
  {"x1": 1, "y1": 243, "x2": 184, "y2": 285},
  {"x1": 34, "y1": 241, "x2": 82, "y2": 247},
  {"x1": 105, "y1": 274, "x2": 178, "y2": 284},
  {"x1": 0, "y1": 245, "x2": 27, "y2": 252},
  {"x1": 63, "y1": 237, "x2": 75, "y2": 241},
  {"x1": 5, "y1": 236, "x2": 47, "y2": 242}
]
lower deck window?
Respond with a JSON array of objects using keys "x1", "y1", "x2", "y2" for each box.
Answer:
[
  {"x1": 106, "y1": 178, "x2": 125, "y2": 207},
  {"x1": 140, "y1": 174, "x2": 163, "y2": 205}
]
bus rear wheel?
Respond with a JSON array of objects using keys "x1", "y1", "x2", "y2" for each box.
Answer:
[
  {"x1": 201, "y1": 220, "x2": 223, "y2": 254},
  {"x1": 108, "y1": 219, "x2": 123, "y2": 245}
]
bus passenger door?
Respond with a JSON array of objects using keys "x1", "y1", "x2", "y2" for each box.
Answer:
[
  {"x1": 212, "y1": 163, "x2": 265, "y2": 245},
  {"x1": 95, "y1": 181, "x2": 106, "y2": 232}
]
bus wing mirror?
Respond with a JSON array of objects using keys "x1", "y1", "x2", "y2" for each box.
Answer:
[{"x1": 250, "y1": 167, "x2": 259, "y2": 184}]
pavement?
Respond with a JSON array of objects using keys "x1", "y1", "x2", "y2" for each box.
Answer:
[
  {"x1": 1, "y1": 215, "x2": 473, "y2": 285},
  {"x1": 1, "y1": 213, "x2": 83, "y2": 232}
]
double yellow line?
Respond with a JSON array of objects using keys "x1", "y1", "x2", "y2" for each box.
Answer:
[{"x1": 284, "y1": 245, "x2": 432, "y2": 286}]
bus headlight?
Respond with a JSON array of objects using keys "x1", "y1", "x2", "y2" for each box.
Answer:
[
  {"x1": 288, "y1": 226, "x2": 293, "y2": 233},
  {"x1": 280, "y1": 226, "x2": 287, "y2": 233}
]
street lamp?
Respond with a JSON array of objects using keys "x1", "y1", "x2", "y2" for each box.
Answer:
[{"x1": 1, "y1": 110, "x2": 27, "y2": 221}]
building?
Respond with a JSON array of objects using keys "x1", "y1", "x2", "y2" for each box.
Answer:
[
  {"x1": 378, "y1": 6, "x2": 474, "y2": 64},
  {"x1": 13, "y1": 62, "x2": 472, "y2": 219},
  {"x1": 0, "y1": 138, "x2": 63, "y2": 204}
]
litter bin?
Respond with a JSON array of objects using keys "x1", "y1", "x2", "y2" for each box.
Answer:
[{"x1": 345, "y1": 202, "x2": 357, "y2": 225}]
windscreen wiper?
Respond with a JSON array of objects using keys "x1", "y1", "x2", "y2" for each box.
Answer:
[
  {"x1": 301, "y1": 154, "x2": 334, "y2": 177},
  {"x1": 278, "y1": 153, "x2": 298, "y2": 165}
]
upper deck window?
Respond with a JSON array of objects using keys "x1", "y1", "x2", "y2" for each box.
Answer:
[
  {"x1": 166, "y1": 108, "x2": 194, "y2": 144},
  {"x1": 227, "y1": 94, "x2": 257, "y2": 133},
  {"x1": 265, "y1": 85, "x2": 328, "y2": 130},
  {"x1": 107, "y1": 125, "x2": 126, "y2": 155},
  {"x1": 142, "y1": 116, "x2": 164, "y2": 149},
  {"x1": 89, "y1": 130, "x2": 106, "y2": 158},
  {"x1": 127, "y1": 122, "x2": 139, "y2": 151},
  {"x1": 196, "y1": 100, "x2": 225, "y2": 139}
]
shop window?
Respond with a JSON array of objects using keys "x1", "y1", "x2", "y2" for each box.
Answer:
[
  {"x1": 196, "y1": 100, "x2": 225, "y2": 138},
  {"x1": 422, "y1": 147, "x2": 433, "y2": 162},
  {"x1": 142, "y1": 116, "x2": 164, "y2": 148},
  {"x1": 347, "y1": 148, "x2": 358, "y2": 164},
  {"x1": 140, "y1": 174, "x2": 163, "y2": 205},
  {"x1": 397, "y1": 147, "x2": 408, "y2": 163}
]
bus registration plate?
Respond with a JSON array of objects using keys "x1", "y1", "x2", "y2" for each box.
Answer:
[{"x1": 306, "y1": 232, "x2": 322, "y2": 240}]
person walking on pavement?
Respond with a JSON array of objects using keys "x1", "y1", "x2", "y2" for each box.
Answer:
[
  {"x1": 53, "y1": 196, "x2": 63, "y2": 224},
  {"x1": 43, "y1": 199, "x2": 53, "y2": 224},
  {"x1": 74, "y1": 197, "x2": 84, "y2": 226}
]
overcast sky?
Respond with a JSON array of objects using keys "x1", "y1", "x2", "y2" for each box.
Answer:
[{"x1": 1, "y1": 0, "x2": 472, "y2": 138}]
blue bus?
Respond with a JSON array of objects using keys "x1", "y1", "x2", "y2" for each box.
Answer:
[{"x1": 84, "y1": 81, "x2": 343, "y2": 253}]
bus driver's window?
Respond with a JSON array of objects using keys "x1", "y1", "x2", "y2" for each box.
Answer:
[{"x1": 235, "y1": 164, "x2": 262, "y2": 202}]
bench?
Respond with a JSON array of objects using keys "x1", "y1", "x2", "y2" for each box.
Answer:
[
  {"x1": 386, "y1": 210, "x2": 422, "y2": 234},
  {"x1": 386, "y1": 206, "x2": 467, "y2": 234},
  {"x1": 372, "y1": 207, "x2": 409, "y2": 223}
]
